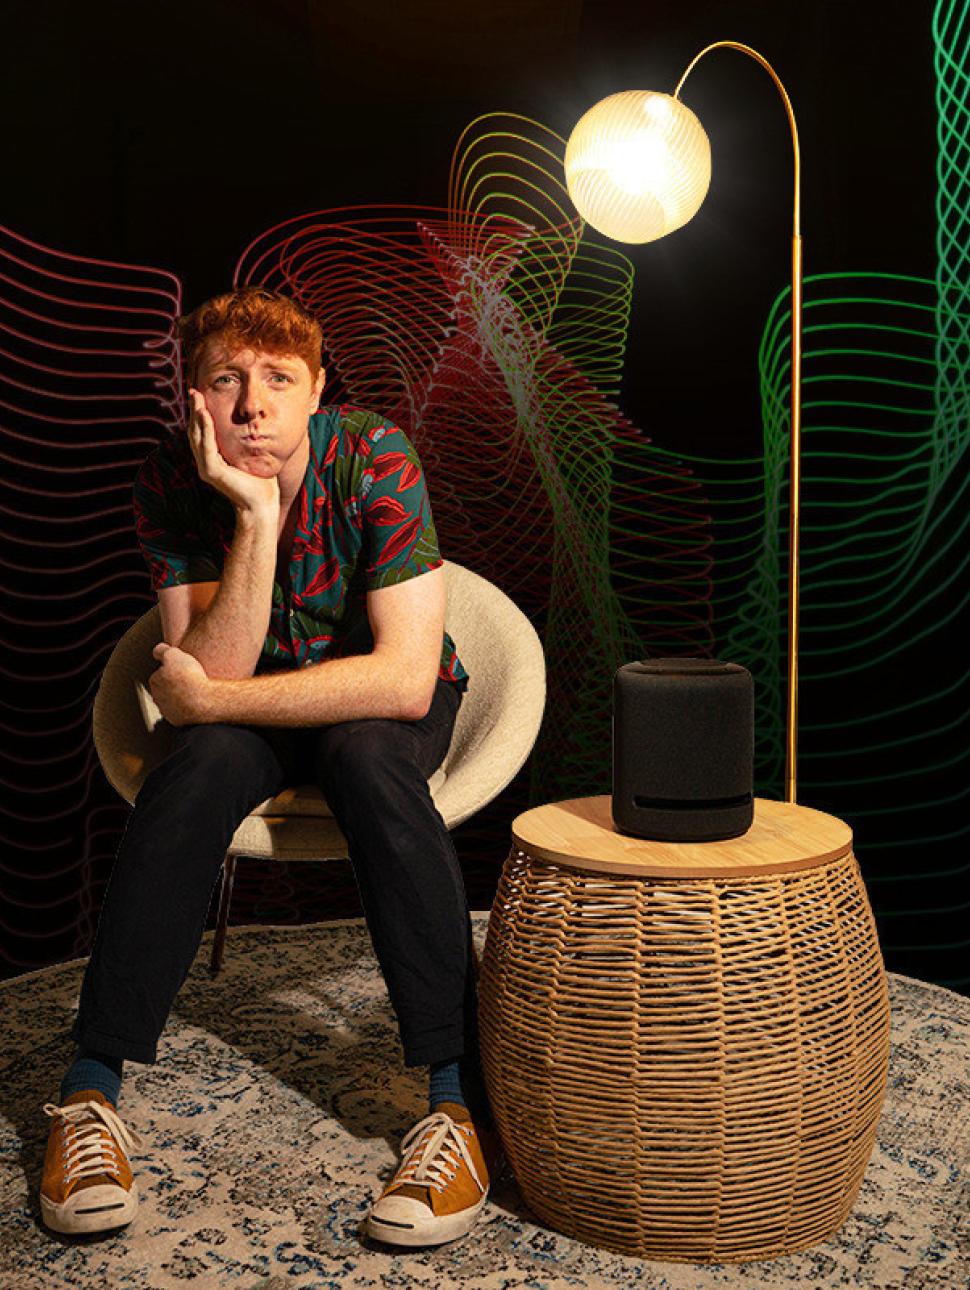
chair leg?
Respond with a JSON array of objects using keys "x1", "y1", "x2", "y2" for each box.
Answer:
[{"x1": 209, "y1": 853, "x2": 237, "y2": 978}]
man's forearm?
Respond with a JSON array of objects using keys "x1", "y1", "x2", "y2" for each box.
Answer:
[
  {"x1": 179, "y1": 507, "x2": 277, "y2": 679},
  {"x1": 199, "y1": 650, "x2": 424, "y2": 727}
]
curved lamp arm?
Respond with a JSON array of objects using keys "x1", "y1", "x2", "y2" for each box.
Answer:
[
  {"x1": 676, "y1": 41, "x2": 803, "y2": 805},
  {"x1": 674, "y1": 41, "x2": 800, "y2": 237}
]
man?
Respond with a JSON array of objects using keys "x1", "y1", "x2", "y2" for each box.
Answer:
[{"x1": 39, "y1": 285, "x2": 500, "y2": 1247}]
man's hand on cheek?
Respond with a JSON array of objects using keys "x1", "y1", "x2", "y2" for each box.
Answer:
[
  {"x1": 185, "y1": 386, "x2": 281, "y2": 515},
  {"x1": 149, "y1": 642, "x2": 213, "y2": 726}
]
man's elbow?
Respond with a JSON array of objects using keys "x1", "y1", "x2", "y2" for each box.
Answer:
[
  {"x1": 402, "y1": 684, "x2": 433, "y2": 722},
  {"x1": 400, "y1": 670, "x2": 439, "y2": 722},
  {"x1": 375, "y1": 648, "x2": 434, "y2": 721},
  {"x1": 178, "y1": 641, "x2": 256, "y2": 682}
]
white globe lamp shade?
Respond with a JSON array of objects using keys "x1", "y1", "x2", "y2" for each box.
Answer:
[{"x1": 564, "y1": 90, "x2": 712, "y2": 244}]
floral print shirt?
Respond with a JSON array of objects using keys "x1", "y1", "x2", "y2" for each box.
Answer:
[{"x1": 132, "y1": 404, "x2": 468, "y2": 691}]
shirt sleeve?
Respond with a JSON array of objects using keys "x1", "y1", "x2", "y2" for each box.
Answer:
[
  {"x1": 132, "y1": 444, "x2": 222, "y2": 591},
  {"x1": 361, "y1": 420, "x2": 444, "y2": 590}
]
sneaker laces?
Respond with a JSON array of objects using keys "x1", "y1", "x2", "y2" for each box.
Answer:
[
  {"x1": 42, "y1": 1098, "x2": 145, "y2": 1185},
  {"x1": 392, "y1": 1110, "x2": 485, "y2": 1197}
]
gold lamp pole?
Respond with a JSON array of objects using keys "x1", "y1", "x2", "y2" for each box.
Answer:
[{"x1": 564, "y1": 41, "x2": 802, "y2": 804}]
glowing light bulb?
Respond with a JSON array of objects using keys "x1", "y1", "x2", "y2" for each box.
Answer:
[{"x1": 564, "y1": 90, "x2": 712, "y2": 244}]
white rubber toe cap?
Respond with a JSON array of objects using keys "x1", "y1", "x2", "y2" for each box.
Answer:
[
  {"x1": 369, "y1": 1192, "x2": 433, "y2": 1225},
  {"x1": 41, "y1": 1181, "x2": 138, "y2": 1235},
  {"x1": 367, "y1": 1190, "x2": 487, "y2": 1246}
]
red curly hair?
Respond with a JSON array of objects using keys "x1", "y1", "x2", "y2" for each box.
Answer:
[{"x1": 176, "y1": 285, "x2": 324, "y2": 387}]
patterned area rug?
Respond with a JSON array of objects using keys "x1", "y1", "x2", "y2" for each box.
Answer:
[{"x1": 2, "y1": 914, "x2": 967, "y2": 1289}]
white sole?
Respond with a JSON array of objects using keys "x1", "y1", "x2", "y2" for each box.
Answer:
[
  {"x1": 366, "y1": 1192, "x2": 488, "y2": 1246},
  {"x1": 40, "y1": 1180, "x2": 138, "y2": 1235}
]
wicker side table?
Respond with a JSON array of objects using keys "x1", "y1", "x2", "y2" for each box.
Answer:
[{"x1": 479, "y1": 795, "x2": 891, "y2": 1264}]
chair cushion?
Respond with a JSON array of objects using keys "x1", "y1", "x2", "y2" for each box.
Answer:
[{"x1": 248, "y1": 765, "x2": 448, "y2": 817}]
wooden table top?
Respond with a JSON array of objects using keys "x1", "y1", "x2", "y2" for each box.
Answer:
[{"x1": 510, "y1": 795, "x2": 853, "y2": 878}]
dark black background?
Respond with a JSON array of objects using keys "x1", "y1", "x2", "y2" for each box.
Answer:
[{"x1": 4, "y1": 0, "x2": 933, "y2": 453}]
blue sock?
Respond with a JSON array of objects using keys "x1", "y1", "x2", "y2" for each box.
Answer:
[
  {"x1": 59, "y1": 1047, "x2": 124, "y2": 1107},
  {"x1": 429, "y1": 1057, "x2": 464, "y2": 1111},
  {"x1": 429, "y1": 1050, "x2": 492, "y2": 1124}
]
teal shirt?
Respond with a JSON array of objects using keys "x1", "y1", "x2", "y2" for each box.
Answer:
[{"x1": 132, "y1": 403, "x2": 469, "y2": 691}]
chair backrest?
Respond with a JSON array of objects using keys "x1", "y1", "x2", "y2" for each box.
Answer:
[
  {"x1": 435, "y1": 561, "x2": 547, "y2": 827},
  {"x1": 93, "y1": 560, "x2": 547, "y2": 828}
]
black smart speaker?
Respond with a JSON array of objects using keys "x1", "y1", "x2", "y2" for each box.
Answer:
[{"x1": 612, "y1": 657, "x2": 754, "y2": 841}]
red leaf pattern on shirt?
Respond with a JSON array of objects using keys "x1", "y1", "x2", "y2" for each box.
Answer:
[
  {"x1": 370, "y1": 450, "x2": 419, "y2": 491},
  {"x1": 375, "y1": 514, "x2": 422, "y2": 565},
  {"x1": 303, "y1": 556, "x2": 341, "y2": 598},
  {"x1": 365, "y1": 495, "x2": 408, "y2": 526}
]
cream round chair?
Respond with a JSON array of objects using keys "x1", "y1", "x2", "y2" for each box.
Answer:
[{"x1": 92, "y1": 559, "x2": 547, "y2": 974}]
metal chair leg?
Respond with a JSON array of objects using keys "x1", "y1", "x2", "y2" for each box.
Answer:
[{"x1": 209, "y1": 853, "x2": 237, "y2": 977}]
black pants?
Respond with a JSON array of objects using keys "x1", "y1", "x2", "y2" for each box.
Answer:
[{"x1": 71, "y1": 676, "x2": 478, "y2": 1070}]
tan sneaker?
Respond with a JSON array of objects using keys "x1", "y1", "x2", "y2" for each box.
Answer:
[
  {"x1": 365, "y1": 1101, "x2": 503, "y2": 1247},
  {"x1": 39, "y1": 1089, "x2": 144, "y2": 1235}
]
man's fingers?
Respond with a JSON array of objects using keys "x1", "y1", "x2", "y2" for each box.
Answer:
[
  {"x1": 184, "y1": 391, "x2": 230, "y2": 487},
  {"x1": 185, "y1": 396, "x2": 210, "y2": 484},
  {"x1": 194, "y1": 404, "x2": 222, "y2": 478},
  {"x1": 186, "y1": 397, "x2": 202, "y2": 473}
]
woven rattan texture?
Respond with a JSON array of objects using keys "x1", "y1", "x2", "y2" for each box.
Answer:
[{"x1": 479, "y1": 845, "x2": 892, "y2": 1263}]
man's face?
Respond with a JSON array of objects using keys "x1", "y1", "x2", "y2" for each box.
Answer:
[{"x1": 193, "y1": 340, "x2": 325, "y2": 476}]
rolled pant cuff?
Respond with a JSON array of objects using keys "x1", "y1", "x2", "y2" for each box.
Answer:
[
  {"x1": 70, "y1": 1024, "x2": 158, "y2": 1066},
  {"x1": 402, "y1": 1035, "x2": 472, "y2": 1068}
]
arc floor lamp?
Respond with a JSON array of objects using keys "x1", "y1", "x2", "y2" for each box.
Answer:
[{"x1": 563, "y1": 41, "x2": 802, "y2": 804}]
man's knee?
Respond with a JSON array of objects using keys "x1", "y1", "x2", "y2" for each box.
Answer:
[
  {"x1": 154, "y1": 723, "x2": 281, "y2": 792},
  {"x1": 315, "y1": 719, "x2": 414, "y2": 785},
  {"x1": 173, "y1": 721, "x2": 260, "y2": 759}
]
